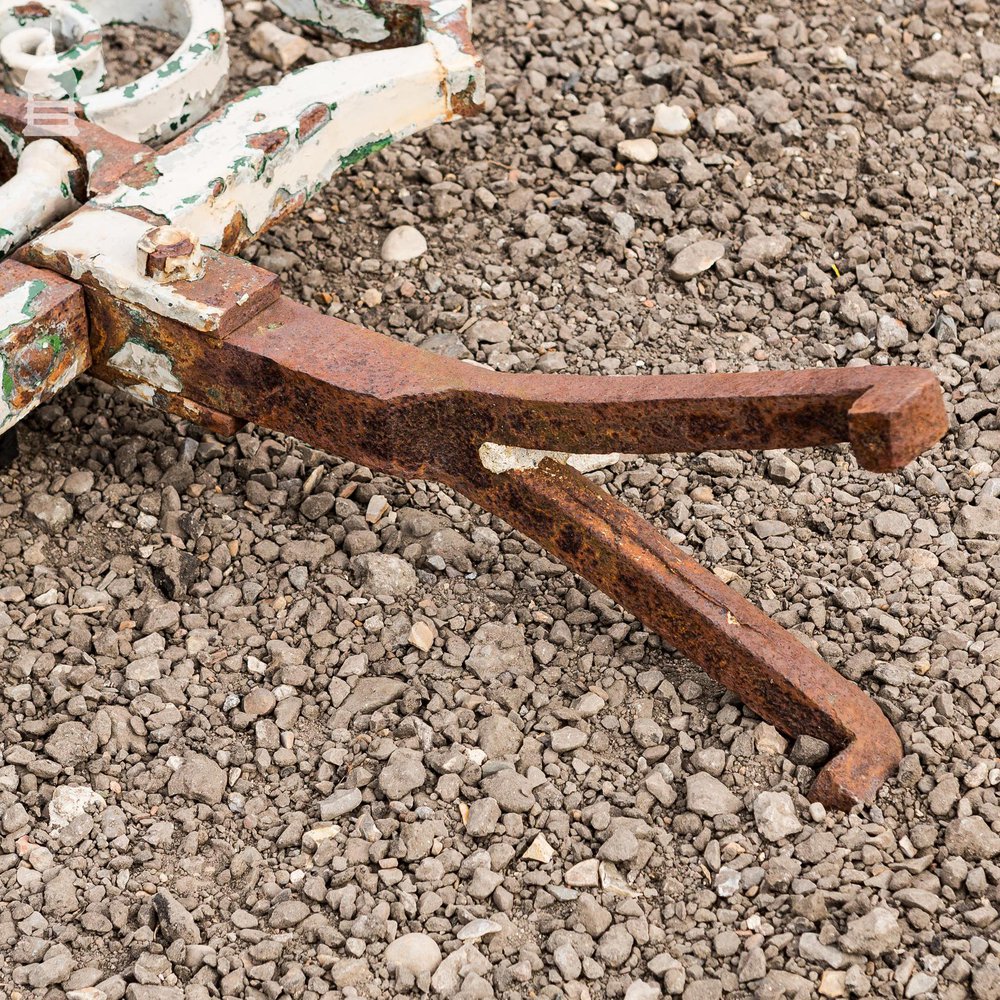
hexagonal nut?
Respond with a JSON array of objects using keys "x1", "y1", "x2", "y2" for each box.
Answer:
[{"x1": 137, "y1": 226, "x2": 205, "y2": 283}]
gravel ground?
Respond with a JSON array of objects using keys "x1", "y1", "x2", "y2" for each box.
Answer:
[{"x1": 2, "y1": 1, "x2": 1000, "y2": 998}]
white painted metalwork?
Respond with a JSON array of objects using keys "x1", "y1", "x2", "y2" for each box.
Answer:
[
  {"x1": 0, "y1": 138, "x2": 79, "y2": 257},
  {"x1": 0, "y1": 1, "x2": 105, "y2": 99},
  {"x1": 0, "y1": 0, "x2": 229, "y2": 144},
  {"x1": 97, "y1": 9, "x2": 484, "y2": 249}
]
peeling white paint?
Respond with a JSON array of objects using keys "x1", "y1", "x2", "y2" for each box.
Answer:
[
  {"x1": 0, "y1": 2, "x2": 105, "y2": 100},
  {"x1": 0, "y1": 139, "x2": 80, "y2": 258},
  {"x1": 1, "y1": 277, "x2": 87, "y2": 434},
  {"x1": 120, "y1": 381, "x2": 156, "y2": 404},
  {"x1": 79, "y1": 0, "x2": 230, "y2": 144},
  {"x1": 0, "y1": 279, "x2": 42, "y2": 338},
  {"x1": 0, "y1": 120, "x2": 24, "y2": 161},
  {"x1": 108, "y1": 337, "x2": 182, "y2": 394},
  {"x1": 0, "y1": 0, "x2": 230, "y2": 144},
  {"x1": 274, "y1": 0, "x2": 390, "y2": 44},
  {"x1": 0, "y1": 355, "x2": 8, "y2": 428},
  {"x1": 479, "y1": 442, "x2": 620, "y2": 475},
  {"x1": 97, "y1": 22, "x2": 482, "y2": 249},
  {"x1": 29, "y1": 207, "x2": 228, "y2": 331}
]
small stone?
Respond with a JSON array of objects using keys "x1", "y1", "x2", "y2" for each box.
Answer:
[
  {"x1": 465, "y1": 797, "x2": 501, "y2": 837},
  {"x1": 565, "y1": 858, "x2": 601, "y2": 887},
  {"x1": 753, "y1": 791, "x2": 802, "y2": 842},
  {"x1": 839, "y1": 907, "x2": 901, "y2": 957},
  {"x1": 48, "y1": 785, "x2": 105, "y2": 832},
  {"x1": 457, "y1": 918, "x2": 502, "y2": 941},
  {"x1": 481, "y1": 769, "x2": 534, "y2": 812},
  {"x1": 906, "y1": 973, "x2": 937, "y2": 998},
  {"x1": 955, "y1": 501, "x2": 1000, "y2": 540},
  {"x1": 46, "y1": 722, "x2": 98, "y2": 768},
  {"x1": 617, "y1": 138, "x2": 658, "y2": 163},
  {"x1": 790, "y1": 735, "x2": 831, "y2": 766},
  {"x1": 167, "y1": 754, "x2": 227, "y2": 805},
  {"x1": 551, "y1": 726, "x2": 588, "y2": 752},
  {"x1": 669, "y1": 240, "x2": 725, "y2": 281},
  {"x1": 320, "y1": 787, "x2": 363, "y2": 820},
  {"x1": 876, "y1": 314, "x2": 909, "y2": 349},
  {"x1": 612, "y1": 212, "x2": 636, "y2": 239},
  {"x1": 378, "y1": 748, "x2": 427, "y2": 800},
  {"x1": 523, "y1": 833, "x2": 555, "y2": 863},
  {"x1": 352, "y1": 552, "x2": 418, "y2": 596},
  {"x1": 366, "y1": 494, "x2": 390, "y2": 523},
  {"x1": 63, "y1": 470, "x2": 94, "y2": 495},
  {"x1": 408, "y1": 619, "x2": 435, "y2": 651},
  {"x1": 819, "y1": 970, "x2": 847, "y2": 997},
  {"x1": 478, "y1": 716, "x2": 523, "y2": 758},
  {"x1": 873, "y1": 510, "x2": 910, "y2": 538},
  {"x1": 652, "y1": 104, "x2": 690, "y2": 136},
  {"x1": 598, "y1": 827, "x2": 639, "y2": 863},
  {"x1": 685, "y1": 772, "x2": 741, "y2": 817},
  {"x1": 249, "y1": 21, "x2": 309, "y2": 69},
  {"x1": 909, "y1": 49, "x2": 963, "y2": 82},
  {"x1": 25, "y1": 492, "x2": 74, "y2": 532},
  {"x1": 381, "y1": 225, "x2": 428, "y2": 262},
  {"x1": 754, "y1": 724, "x2": 789, "y2": 756},
  {"x1": 384, "y1": 932, "x2": 442, "y2": 977},
  {"x1": 269, "y1": 900, "x2": 311, "y2": 928},
  {"x1": 945, "y1": 816, "x2": 1000, "y2": 860},
  {"x1": 739, "y1": 234, "x2": 791, "y2": 267},
  {"x1": 767, "y1": 454, "x2": 800, "y2": 486},
  {"x1": 152, "y1": 888, "x2": 201, "y2": 945},
  {"x1": 626, "y1": 981, "x2": 662, "y2": 1000},
  {"x1": 243, "y1": 687, "x2": 276, "y2": 717}
]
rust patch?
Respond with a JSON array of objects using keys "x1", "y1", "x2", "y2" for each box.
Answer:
[
  {"x1": 247, "y1": 128, "x2": 290, "y2": 156},
  {"x1": 297, "y1": 103, "x2": 330, "y2": 141},
  {"x1": 91, "y1": 264, "x2": 943, "y2": 808},
  {"x1": 12, "y1": 2, "x2": 52, "y2": 19}
]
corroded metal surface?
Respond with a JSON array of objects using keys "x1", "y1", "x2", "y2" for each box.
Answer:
[
  {"x1": 65, "y1": 274, "x2": 946, "y2": 807},
  {"x1": 0, "y1": 256, "x2": 88, "y2": 434},
  {"x1": 0, "y1": 7, "x2": 954, "y2": 810},
  {"x1": 0, "y1": 91, "x2": 150, "y2": 197},
  {"x1": 473, "y1": 460, "x2": 904, "y2": 811},
  {"x1": 20, "y1": 206, "x2": 280, "y2": 335},
  {"x1": 276, "y1": 0, "x2": 479, "y2": 60}
]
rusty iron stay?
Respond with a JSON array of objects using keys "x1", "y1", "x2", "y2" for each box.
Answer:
[{"x1": 0, "y1": 0, "x2": 949, "y2": 810}]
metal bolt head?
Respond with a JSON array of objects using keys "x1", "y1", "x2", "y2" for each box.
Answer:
[{"x1": 137, "y1": 226, "x2": 205, "y2": 283}]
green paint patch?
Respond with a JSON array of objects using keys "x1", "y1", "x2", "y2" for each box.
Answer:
[
  {"x1": 36, "y1": 332, "x2": 65, "y2": 361},
  {"x1": 157, "y1": 58, "x2": 184, "y2": 79},
  {"x1": 52, "y1": 67, "x2": 85, "y2": 98},
  {"x1": 339, "y1": 135, "x2": 393, "y2": 169},
  {"x1": 1, "y1": 364, "x2": 14, "y2": 402},
  {"x1": 23, "y1": 280, "x2": 46, "y2": 316},
  {"x1": 123, "y1": 83, "x2": 139, "y2": 99}
]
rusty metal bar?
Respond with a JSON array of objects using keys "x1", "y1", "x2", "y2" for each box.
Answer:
[
  {"x1": 54, "y1": 273, "x2": 946, "y2": 808},
  {"x1": 0, "y1": 7, "x2": 953, "y2": 813},
  {"x1": 465, "y1": 458, "x2": 902, "y2": 810},
  {"x1": 0, "y1": 258, "x2": 90, "y2": 436}
]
